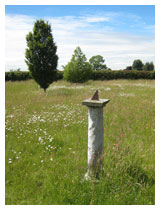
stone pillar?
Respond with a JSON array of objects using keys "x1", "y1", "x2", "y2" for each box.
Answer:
[{"x1": 82, "y1": 92, "x2": 110, "y2": 180}]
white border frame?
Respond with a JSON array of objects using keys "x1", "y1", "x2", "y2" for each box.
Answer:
[{"x1": 1, "y1": 0, "x2": 159, "y2": 209}]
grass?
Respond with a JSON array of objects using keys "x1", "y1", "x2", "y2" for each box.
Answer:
[{"x1": 5, "y1": 79, "x2": 155, "y2": 205}]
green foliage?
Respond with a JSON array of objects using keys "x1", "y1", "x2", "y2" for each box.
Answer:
[
  {"x1": 89, "y1": 55, "x2": 107, "y2": 70},
  {"x1": 6, "y1": 70, "x2": 155, "y2": 82},
  {"x1": 5, "y1": 70, "x2": 63, "y2": 82},
  {"x1": 63, "y1": 47, "x2": 92, "y2": 83},
  {"x1": 5, "y1": 71, "x2": 32, "y2": 81},
  {"x1": 56, "y1": 70, "x2": 63, "y2": 80},
  {"x1": 91, "y1": 70, "x2": 155, "y2": 80},
  {"x1": 143, "y1": 62, "x2": 154, "y2": 71},
  {"x1": 25, "y1": 19, "x2": 58, "y2": 92},
  {"x1": 132, "y1": 59, "x2": 144, "y2": 70},
  {"x1": 125, "y1": 66, "x2": 132, "y2": 70}
]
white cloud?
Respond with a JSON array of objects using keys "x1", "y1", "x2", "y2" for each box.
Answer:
[
  {"x1": 80, "y1": 16, "x2": 110, "y2": 23},
  {"x1": 5, "y1": 14, "x2": 154, "y2": 71}
]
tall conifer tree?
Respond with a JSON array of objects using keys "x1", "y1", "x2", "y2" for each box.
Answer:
[{"x1": 25, "y1": 20, "x2": 58, "y2": 92}]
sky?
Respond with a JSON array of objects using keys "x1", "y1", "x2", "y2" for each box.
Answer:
[{"x1": 5, "y1": 5, "x2": 155, "y2": 71}]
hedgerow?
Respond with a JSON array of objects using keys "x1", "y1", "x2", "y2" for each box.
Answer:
[
  {"x1": 5, "y1": 70, "x2": 154, "y2": 82},
  {"x1": 91, "y1": 70, "x2": 155, "y2": 80},
  {"x1": 5, "y1": 70, "x2": 63, "y2": 82}
]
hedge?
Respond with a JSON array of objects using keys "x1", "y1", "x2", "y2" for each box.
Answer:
[
  {"x1": 5, "y1": 70, "x2": 64, "y2": 81},
  {"x1": 91, "y1": 70, "x2": 155, "y2": 80},
  {"x1": 5, "y1": 69, "x2": 154, "y2": 82}
]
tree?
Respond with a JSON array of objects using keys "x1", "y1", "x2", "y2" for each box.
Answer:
[
  {"x1": 125, "y1": 66, "x2": 132, "y2": 70},
  {"x1": 63, "y1": 47, "x2": 92, "y2": 83},
  {"x1": 25, "y1": 19, "x2": 58, "y2": 92},
  {"x1": 132, "y1": 59, "x2": 144, "y2": 70},
  {"x1": 89, "y1": 55, "x2": 107, "y2": 70},
  {"x1": 143, "y1": 62, "x2": 154, "y2": 71}
]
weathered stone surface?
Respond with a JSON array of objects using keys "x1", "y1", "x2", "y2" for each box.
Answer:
[
  {"x1": 82, "y1": 99, "x2": 109, "y2": 108},
  {"x1": 86, "y1": 107, "x2": 104, "y2": 179}
]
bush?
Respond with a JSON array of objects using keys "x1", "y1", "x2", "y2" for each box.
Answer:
[{"x1": 63, "y1": 47, "x2": 92, "y2": 83}]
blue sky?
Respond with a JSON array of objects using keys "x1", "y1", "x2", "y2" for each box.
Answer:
[
  {"x1": 5, "y1": 5, "x2": 155, "y2": 70},
  {"x1": 5, "y1": 5, "x2": 155, "y2": 21}
]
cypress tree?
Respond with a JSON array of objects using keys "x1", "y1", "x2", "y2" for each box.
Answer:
[{"x1": 25, "y1": 19, "x2": 58, "y2": 92}]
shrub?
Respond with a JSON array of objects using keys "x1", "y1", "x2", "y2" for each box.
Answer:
[{"x1": 63, "y1": 47, "x2": 92, "y2": 83}]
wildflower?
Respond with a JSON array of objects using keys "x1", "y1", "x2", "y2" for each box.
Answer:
[
  {"x1": 41, "y1": 160, "x2": 43, "y2": 163},
  {"x1": 49, "y1": 138, "x2": 53, "y2": 142},
  {"x1": 8, "y1": 161, "x2": 12, "y2": 164},
  {"x1": 16, "y1": 156, "x2": 19, "y2": 159},
  {"x1": 38, "y1": 137, "x2": 42, "y2": 142},
  {"x1": 50, "y1": 157, "x2": 53, "y2": 161},
  {"x1": 44, "y1": 131, "x2": 47, "y2": 135}
]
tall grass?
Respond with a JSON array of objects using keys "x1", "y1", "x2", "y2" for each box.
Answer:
[{"x1": 5, "y1": 79, "x2": 155, "y2": 205}]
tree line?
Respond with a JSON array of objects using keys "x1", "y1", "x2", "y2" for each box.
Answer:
[{"x1": 125, "y1": 60, "x2": 154, "y2": 71}]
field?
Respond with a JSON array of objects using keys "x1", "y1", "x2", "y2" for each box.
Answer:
[{"x1": 5, "y1": 79, "x2": 155, "y2": 205}]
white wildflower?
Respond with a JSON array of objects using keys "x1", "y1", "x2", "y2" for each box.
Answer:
[
  {"x1": 38, "y1": 137, "x2": 42, "y2": 142},
  {"x1": 49, "y1": 138, "x2": 53, "y2": 142}
]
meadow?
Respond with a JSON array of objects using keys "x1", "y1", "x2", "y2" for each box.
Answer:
[{"x1": 5, "y1": 79, "x2": 155, "y2": 205}]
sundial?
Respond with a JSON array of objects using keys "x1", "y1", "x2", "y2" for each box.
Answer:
[{"x1": 82, "y1": 90, "x2": 110, "y2": 180}]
